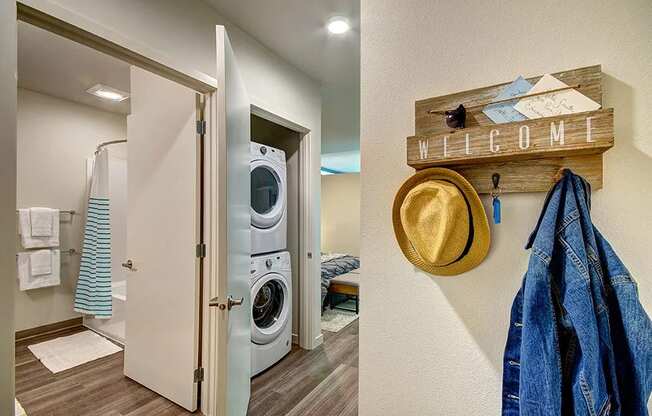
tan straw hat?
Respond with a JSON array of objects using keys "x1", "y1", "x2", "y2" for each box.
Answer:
[{"x1": 392, "y1": 168, "x2": 490, "y2": 276}]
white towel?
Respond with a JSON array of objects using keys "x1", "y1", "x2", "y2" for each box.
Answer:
[
  {"x1": 18, "y1": 208, "x2": 60, "y2": 248},
  {"x1": 30, "y1": 207, "x2": 56, "y2": 237},
  {"x1": 30, "y1": 249, "x2": 52, "y2": 276},
  {"x1": 17, "y1": 250, "x2": 60, "y2": 290}
]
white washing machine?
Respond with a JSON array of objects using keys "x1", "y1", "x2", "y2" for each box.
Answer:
[
  {"x1": 250, "y1": 142, "x2": 287, "y2": 255},
  {"x1": 250, "y1": 251, "x2": 292, "y2": 376}
]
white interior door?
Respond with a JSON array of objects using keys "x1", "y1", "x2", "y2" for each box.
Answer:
[
  {"x1": 125, "y1": 66, "x2": 200, "y2": 412},
  {"x1": 208, "y1": 26, "x2": 252, "y2": 416}
]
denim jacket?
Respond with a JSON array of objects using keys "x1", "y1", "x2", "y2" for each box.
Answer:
[{"x1": 502, "y1": 171, "x2": 652, "y2": 416}]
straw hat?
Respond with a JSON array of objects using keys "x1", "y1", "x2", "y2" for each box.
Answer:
[{"x1": 392, "y1": 168, "x2": 490, "y2": 276}]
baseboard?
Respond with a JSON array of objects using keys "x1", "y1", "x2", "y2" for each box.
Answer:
[
  {"x1": 313, "y1": 332, "x2": 324, "y2": 349},
  {"x1": 15, "y1": 317, "x2": 83, "y2": 342}
]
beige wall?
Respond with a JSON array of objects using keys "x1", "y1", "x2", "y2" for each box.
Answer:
[
  {"x1": 16, "y1": 88, "x2": 127, "y2": 331},
  {"x1": 321, "y1": 173, "x2": 360, "y2": 256},
  {"x1": 0, "y1": 1, "x2": 17, "y2": 412},
  {"x1": 360, "y1": 1, "x2": 652, "y2": 415}
]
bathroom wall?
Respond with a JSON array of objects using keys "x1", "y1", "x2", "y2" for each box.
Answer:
[
  {"x1": 359, "y1": 0, "x2": 652, "y2": 414},
  {"x1": 321, "y1": 173, "x2": 360, "y2": 256},
  {"x1": 16, "y1": 88, "x2": 126, "y2": 331},
  {"x1": 0, "y1": 1, "x2": 17, "y2": 412}
]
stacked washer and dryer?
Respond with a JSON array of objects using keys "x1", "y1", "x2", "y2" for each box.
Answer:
[{"x1": 249, "y1": 142, "x2": 292, "y2": 376}]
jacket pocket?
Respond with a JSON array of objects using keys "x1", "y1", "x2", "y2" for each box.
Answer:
[
  {"x1": 579, "y1": 372, "x2": 611, "y2": 416},
  {"x1": 598, "y1": 398, "x2": 611, "y2": 416}
]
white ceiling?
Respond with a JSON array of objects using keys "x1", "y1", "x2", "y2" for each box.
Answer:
[
  {"x1": 17, "y1": 21, "x2": 131, "y2": 115},
  {"x1": 203, "y1": 0, "x2": 360, "y2": 88}
]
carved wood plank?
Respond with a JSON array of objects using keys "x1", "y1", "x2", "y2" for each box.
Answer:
[
  {"x1": 415, "y1": 65, "x2": 602, "y2": 136},
  {"x1": 444, "y1": 154, "x2": 603, "y2": 194},
  {"x1": 407, "y1": 109, "x2": 613, "y2": 168}
]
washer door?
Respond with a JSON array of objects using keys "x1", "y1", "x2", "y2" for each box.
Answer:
[
  {"x1": 250, "y1": 160, "x2": 285, "y2": 229},
  {"x1": 251, "y1": 273, "x2": 290, "y2": 345}
]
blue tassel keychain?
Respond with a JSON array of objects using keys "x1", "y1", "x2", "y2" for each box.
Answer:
[
  {"x1": 493, "y1": 194, "x2": 501, "y2": 224},
  {"x1": 491, "y1": 173, "x2": 502, "y2": 225}
]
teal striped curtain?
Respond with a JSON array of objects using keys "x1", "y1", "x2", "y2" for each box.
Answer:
[{"x1": 74, "y1": 149, "x2": 112, "y2": 318}]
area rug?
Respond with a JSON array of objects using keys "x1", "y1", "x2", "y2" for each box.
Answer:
[
  {"x1": 28, "y1": 330, "x2": 122, "y2": 373},
  {"x1": 321, "y1": 300, "x2": 359, "y2": 333},
  {"x1": 15, "y1": 399, "x2": 26, "y2": 416}
]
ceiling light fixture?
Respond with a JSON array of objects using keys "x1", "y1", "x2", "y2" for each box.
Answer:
[
  {"x1": 327, "y1": 17, "x2": 350, "y2": 35},
  {"x1": 86, "y1": 84, "x2": 129, "y2": 102}
]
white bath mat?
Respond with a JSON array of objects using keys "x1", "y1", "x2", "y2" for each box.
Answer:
[
  {"x1": 321, "y1": 303, "x2": 358, "y2": 333},
  {"x1": 28, "y1": 330, "x2": 122, "y2": 373},
  {"x1": 15, "y1": 399, "x2": 26, "y2": 416}
]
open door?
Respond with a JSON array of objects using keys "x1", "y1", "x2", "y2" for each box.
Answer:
[
  {"x1": 207, "y1": 27, "x2": 252, "y2": 416},
  {"x1": 124, "y1": 66, "x2": 201, "y2": 411}
]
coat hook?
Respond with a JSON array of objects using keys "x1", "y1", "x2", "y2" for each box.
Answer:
[
  {"x1": 492, "y1": 173, "x2": 501, "y2": 190},
  {"x1": 553, "y1": 168, "x2": 568, "y2": 183}
]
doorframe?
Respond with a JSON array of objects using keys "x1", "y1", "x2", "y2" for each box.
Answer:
[
  {"x1": 13, "y1": 1, "x2": 221, "y2": 414},
  {"x1": 251, "y1": 104, "x2": 323, "y2": 351}
]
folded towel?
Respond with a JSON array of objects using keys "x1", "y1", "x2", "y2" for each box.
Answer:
[
  {"x1": 18, "y1": 209, "x2": 60, "y2": 248},
  {"x1": 30, "y1": 249, "x2": 52, "y2": 276},
  {"x1": 30, "y1": 207, "x2": 56, "y2": 237},
  {"x1": 17, "y1": 249, "x2": 60, "y2": 290}
]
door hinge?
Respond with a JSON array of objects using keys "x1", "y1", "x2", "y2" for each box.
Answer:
[
  {"x1": 194, "y1": 367, "x2": 204, "y2": 383},
  {"x1": 196, "y1": 243, "x2": 206, "y2": 258},
  {"x1": 196, "y1": 120, "x2": 206, "y2": 135}
]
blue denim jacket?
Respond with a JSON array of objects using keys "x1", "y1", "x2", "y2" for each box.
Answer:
[{"x1": 502, "y1": 171, "x2": 652, "y2": 415}]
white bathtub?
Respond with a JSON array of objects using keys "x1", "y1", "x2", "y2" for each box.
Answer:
[{"x1": 83, "y1": 280, "x2": 127, "y2": 345}]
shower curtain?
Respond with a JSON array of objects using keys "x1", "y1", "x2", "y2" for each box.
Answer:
[{"x1": 74, "y1": 148, "x2": 112, "y2": 318}]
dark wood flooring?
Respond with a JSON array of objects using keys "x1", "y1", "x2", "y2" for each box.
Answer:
[{"x1": 15, "y1": 320, "x2": 359, "y2": 416}]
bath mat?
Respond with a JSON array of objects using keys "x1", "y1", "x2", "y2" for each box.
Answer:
[
  {"x1": 321, "y1": 301, "x2": 358, "y2": 333},
  {"x1": 28, "y1": 330, "x2": 122, "y2": 373},
  {"x1": 15, "y1": 399, "x2": 26, "y2": 416}
]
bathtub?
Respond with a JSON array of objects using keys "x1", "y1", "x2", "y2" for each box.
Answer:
[{"x1": 83, "y1": 280, "x2": 127, "y2": 345}]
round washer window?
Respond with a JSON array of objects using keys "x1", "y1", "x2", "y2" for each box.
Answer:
[
  {"x1": 251, "y1": 166, "x2": 279, "y2": 215},
  {"x1": 253, "y1": 280, "x2": 285, "y2": 329}
]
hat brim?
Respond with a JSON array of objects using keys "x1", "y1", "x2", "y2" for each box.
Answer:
[{"x1": 392, "y1": 168, "x2": 490, "y2": 276}]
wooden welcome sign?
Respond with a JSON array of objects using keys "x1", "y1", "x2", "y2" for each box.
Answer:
[{"x1": 407, "y1": 65, "x2": 614, "y2": 193}]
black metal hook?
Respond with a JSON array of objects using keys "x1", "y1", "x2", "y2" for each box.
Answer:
[{"x1": 492, "y1": 173, "x2": 500, "y2": 190}]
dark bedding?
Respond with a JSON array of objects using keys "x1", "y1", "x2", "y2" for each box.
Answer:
[{"x1": 321, "y1": 254, "x2": 360, "y2": 305}]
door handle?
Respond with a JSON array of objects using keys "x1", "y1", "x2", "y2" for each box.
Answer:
[
  {"x1": 121, "y1": 260, "x2": 136, "y2": 271},
  {"x1": 209, "y1": 295, "x2": 244, "y2": 311}
]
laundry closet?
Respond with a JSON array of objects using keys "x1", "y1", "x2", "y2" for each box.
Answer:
[{"x1": 249, "y1": 114, "x2": 303, "y2": 375}]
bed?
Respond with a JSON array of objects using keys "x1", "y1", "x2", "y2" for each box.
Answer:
[{"x1": 320, "y1": 253, "x2": 360, "y2": 308}]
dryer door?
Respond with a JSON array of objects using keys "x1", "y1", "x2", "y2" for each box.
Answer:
[
  {"x1": 250, "y1": 160, "x2": 285, "y2": 229},
  {"x1": 251, "y1": 272, "x2": 290, "y2": 345}
]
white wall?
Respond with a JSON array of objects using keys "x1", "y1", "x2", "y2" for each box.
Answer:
[
  {"x1": 322, "y1": 84, "x2": 360, "y2": 154},
  {"x1": 360, "y1": 1, "x2": 652, "y2": 415},
  {"x1": 321, "y1": 173, "x2": 360, "y2": 256},
  {"x1": 0, "y1": 1, "x2": 17, "y2": 413},
  {"x1": 16, "y1": 88, "x2": 127, "y2": 331}
]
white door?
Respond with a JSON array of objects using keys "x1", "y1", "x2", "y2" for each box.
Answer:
[
  {"x1": 125, "y1": 66, "x2": 200, "y2": 412},
  {"x1": 208, "y1": 26, "x2": 252, "y2": 416}
]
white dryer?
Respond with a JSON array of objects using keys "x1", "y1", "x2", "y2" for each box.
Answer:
[
  {"x1": 250, "y1": 141, "x2": 287, "y2": 255},
  {"x1": 250, "y1": 251, "x2": 292, "y2": 376}
]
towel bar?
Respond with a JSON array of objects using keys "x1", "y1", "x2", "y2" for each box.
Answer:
[{"x1": 16, "y1": 209, "x2": 76, "y2": 215}]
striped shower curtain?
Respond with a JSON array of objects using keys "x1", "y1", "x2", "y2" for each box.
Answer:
[{"x1": 74, "y1": 148, "x2": 112, "y2": 318}]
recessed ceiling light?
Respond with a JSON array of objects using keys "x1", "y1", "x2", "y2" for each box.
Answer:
[
  {"x1": 86, "y1": 84, "x2": 129, "y2": 102},
  {"x1": 327, "y1": 17, "x2": 350, "y2": 35}
]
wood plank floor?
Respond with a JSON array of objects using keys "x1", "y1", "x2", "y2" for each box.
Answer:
[{"x1": 15, "y1": 320, "x2": 358, "y2": 416}]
